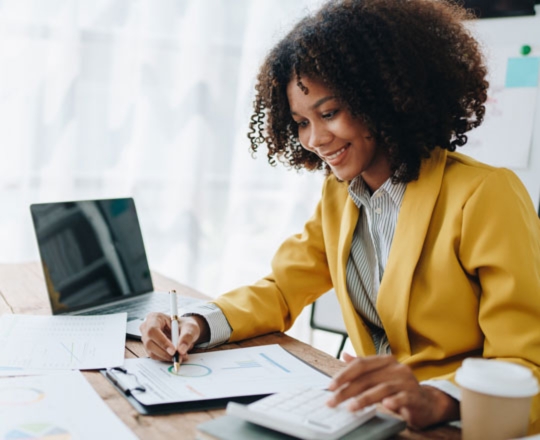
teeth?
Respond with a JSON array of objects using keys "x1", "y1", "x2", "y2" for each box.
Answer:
[{"x1": 327, "y1": 146, "x2": 347, "y2": 160}]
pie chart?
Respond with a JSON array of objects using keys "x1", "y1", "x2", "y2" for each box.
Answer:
[
  {"x1": 0, "y1": 387, "x2": 44, "y2": 406},
  {"x1": 3, "y1": 423, "x2": 71, "y2": 440},
  {"x1": 168, "y1": 363, "x2": 212, "y2": 377}
]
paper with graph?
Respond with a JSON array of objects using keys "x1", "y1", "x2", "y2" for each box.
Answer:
[
  {"x1": 121, "y1": 344, "x2": 331, "y2": 406},
  {"x1": 0, "y1": 371, "x2": 136, "y2": 439},
  {"x1": 0, "y1": 313, "x2": 126, "y2": 371}
]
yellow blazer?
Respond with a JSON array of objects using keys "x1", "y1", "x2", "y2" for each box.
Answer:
[{"x1": 213, "y1": 149, "x2": 540, "y2": 432}]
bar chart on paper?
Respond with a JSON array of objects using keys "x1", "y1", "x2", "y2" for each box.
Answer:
[{"x1": 0, "y1": 314, "x2": 126, "y2": 371}]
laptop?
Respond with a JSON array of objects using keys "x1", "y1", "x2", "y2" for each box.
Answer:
[{"x1": 30, "y1": 197, "x2": 202, "y2": 339}]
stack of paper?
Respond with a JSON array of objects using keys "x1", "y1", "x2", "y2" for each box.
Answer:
[
  {"x1": 0, "y1": 313, "x2": 134, "y2": 437},
  {"x1": 0, "y1": 371, "x2": 137, "y2": 440}
]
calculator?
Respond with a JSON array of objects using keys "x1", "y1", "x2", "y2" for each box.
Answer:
[{"x1": 226, "y1": 387, "x2": 377, "y2": 440}]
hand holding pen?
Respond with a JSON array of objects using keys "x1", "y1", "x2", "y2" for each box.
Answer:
[
  {"x1": 169, "y1": 289, "x2": 180, "y2": 373},
  {"x1": 139, "y1": 295, "x2": 211, "y2": 364}
]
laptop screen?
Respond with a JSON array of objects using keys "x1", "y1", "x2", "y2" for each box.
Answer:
[{"x1": 31, "y1": 198, "x2": 154, "y2": 314}]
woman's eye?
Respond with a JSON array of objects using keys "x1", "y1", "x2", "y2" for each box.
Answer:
[
  {"x1": 296, "y1": 120, "x2": 308, "y2": 128},
  {"x1": 322, "y1": 110, "x2": 338, "y2": 119}
]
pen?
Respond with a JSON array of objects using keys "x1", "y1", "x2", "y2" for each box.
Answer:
[{"x1": 170, "y1": 289, "x2": 180, "y2": 373}]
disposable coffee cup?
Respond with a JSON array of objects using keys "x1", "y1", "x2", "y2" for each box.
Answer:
[{"x1": 456, "y1": 358, "x2": 538, "y2": 440}]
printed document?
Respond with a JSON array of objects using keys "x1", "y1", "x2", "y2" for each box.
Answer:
[
  {"x1": 0, "y1": 371, "x2": 136, "y2": 439},
  {"x1": 121, "y1": 344, "x2": 331, "y2": 406},
  {"x1": 0, "y1": 314, "x2": 126, "y2": 371}
]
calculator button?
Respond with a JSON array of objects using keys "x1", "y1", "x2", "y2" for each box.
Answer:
[{"x1": 305, "y1": 419, "x2": 333, "y2": 431}]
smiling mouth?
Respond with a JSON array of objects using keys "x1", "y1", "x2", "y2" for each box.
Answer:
[{"x1": 324, "y1": 144, "x2": 350, "y2": 161}]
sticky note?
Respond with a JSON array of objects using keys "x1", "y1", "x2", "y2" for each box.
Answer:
[{"x1": 505, "y1": 57, "x2": 540, "y2": 88}]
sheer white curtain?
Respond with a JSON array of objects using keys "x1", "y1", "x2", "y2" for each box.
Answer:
[{"x1": 0, "y1": 0, "x2": 326, "y2": 326}]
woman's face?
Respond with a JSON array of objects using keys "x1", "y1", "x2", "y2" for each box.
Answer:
[{"x1": 287, "y1": 77, "x2": 391, "y2": 190}]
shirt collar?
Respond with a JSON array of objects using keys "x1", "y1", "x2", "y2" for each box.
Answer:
[{"x1": 348, "y1": 175, "x2": 407, "y2": 209}]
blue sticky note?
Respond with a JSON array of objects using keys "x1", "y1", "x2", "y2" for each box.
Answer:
[{"x1": 505, "y1": 57, "x2": 540, "y2": 88}]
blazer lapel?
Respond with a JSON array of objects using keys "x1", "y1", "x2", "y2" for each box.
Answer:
[
  {"x1": 377, "y1": 149, "x2": 447, "y2": 360},
  {"x1": 335, "y1": 190, "x2": 378, "y2": 356}
]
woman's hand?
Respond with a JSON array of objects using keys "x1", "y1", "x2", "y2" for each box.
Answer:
[
  {"x1": 327, "y1": 353, "x2": 459, "y2": 429},
  {"x1": 140, "y1": 312, "x2": 210, "y2": 362}
]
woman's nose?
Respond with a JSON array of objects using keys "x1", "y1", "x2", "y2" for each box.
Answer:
[{"x1": 308, "y1": 124, "x2": 332, "y2": 149}]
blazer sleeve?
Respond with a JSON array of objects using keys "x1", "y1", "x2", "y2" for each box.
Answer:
[
  {"x1": 210, "y1": 181, "x2": 335, "y2": 342},
  {"x1": 456, "y1": 168, "x2": 540, "y2": 431}
]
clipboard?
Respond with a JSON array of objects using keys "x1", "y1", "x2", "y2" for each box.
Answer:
[
  {"x1": 102, "y1": 367, "x2": 266, "y2": 415},
  {"x1": 101, "y1": 345, "x2": 332, "y2": 416}
]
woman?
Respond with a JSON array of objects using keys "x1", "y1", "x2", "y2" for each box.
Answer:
[{"x1": 141, "y1": 0, "x2": 540, "y2": 431}]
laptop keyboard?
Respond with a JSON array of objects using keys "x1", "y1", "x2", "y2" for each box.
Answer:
[{"x1": 77, "y1": 293, "x2": 201, "y2": 320}]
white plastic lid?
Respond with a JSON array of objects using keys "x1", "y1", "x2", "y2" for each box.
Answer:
[{"x1": 455, "y1": 358, "x2": 539, "y2": 398}]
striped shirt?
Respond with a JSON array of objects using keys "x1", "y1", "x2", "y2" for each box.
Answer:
[
  {"x1": 184, "y1": 175, "x2": 406, "y2": 352},
  {"x1": 346, "y1": 175, "x2": 406, "y2": 354},
  {"x1": 181, "y1": 175, "x2": 461, "y2": 401}
]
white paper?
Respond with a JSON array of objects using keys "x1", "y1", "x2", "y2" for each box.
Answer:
[
  {"x1": 120, "y1": 344, "x2": 331, "y2": 406},
  {"x1": 465, "y1": 44, "x2": 538, "y2": 169},
  {"x1": 0, "y1": 367, "x2": 67, "y2": 377},
  {"x1": 0, "y1": 314, "x2": 126, "y2": 371},
  {"x1": 0, "y1": 371, "x2": 136, "y2": 440}
]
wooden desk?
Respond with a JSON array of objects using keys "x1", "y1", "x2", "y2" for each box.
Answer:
[{"x1": 0, "y1": 263, "x2": 461, "y2": 440}]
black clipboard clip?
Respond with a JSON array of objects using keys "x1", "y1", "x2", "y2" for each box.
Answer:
[
  {"x1": 105, "y1": 366, "x2": 146, "y2": 396},
  {"x1": 102, "y1": 366, "x2": 267, "y2": 415}
]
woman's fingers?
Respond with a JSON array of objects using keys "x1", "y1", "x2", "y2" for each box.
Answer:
[
  {"x1": 328, "y1": 355, "x2": 459, "y2": 430},
  {"x1": 342, "y1": 352, "x2": 356, "y2": 363},
  {"x1": 328, "y1": 370, "x2": 405, "y2": 408},
  {"x1": 140, "y1": 312, "x2": 175, "y2": 357},
  {"x1": 176, "y1": 318, "x2": 201, "y2": 356},
  {"x1": 345, "y1": 381, "x2": 405, "y2": 411},
  {"x1": 140, "y1": 312, "x2": 204, "y2": 362},
  {"x1": 328, "y1": 354, "x2": 396, "y2": 391},
  {"x1": 327, "y1": 356, "x2": 421, "y2": 413},
  {"x1": 145, "y1": 339, "x2": 172, "y2": 362}
]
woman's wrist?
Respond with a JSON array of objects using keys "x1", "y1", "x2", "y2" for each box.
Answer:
[
  {"x1": 422, "y1": 385, "x2": 460, "y2": 425},
  {"x1": 190, "y1": 315, "x2": 210, "y2": 345}
]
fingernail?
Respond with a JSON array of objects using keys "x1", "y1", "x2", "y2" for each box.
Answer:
[
  {"x1": 328, "y1": 381, "x2": 336, "y2": 390},
  {"x1": 167, "y1": 347, "x2": 175, "y2": 356},
  {"x1": 348, "y1": 402, "x2": 359, "y2": 411},
  {"x1": 178, "y1": 343, "x2": 188, "y2": 354},
  {"x1": 326, "y1": 397, "x2": 336, "y2": 407}
]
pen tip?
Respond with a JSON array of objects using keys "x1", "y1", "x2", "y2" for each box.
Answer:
[{"x1": 174, "y1": 362, "x2": 180, "y2": 373}]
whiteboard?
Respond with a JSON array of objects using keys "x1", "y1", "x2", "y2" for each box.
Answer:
[{"x1": 465, "y1": 7, "x2": 540, "y2": 210}]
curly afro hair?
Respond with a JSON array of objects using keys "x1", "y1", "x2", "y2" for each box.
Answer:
[{"x1": 248, "y1": 0, "x2": 489, "y2": 183}]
